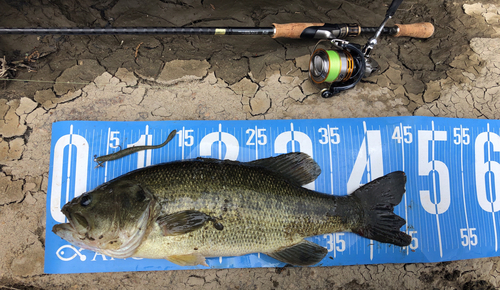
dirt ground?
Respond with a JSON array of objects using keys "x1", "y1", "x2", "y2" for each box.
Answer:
[{"x1": 1, "y1": 0, "x2": 500, "y2": 289}]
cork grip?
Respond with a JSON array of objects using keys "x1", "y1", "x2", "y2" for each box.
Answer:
[
  {"x1": 272, "y1": 23, "x2": 324, "y2": 38},
  {"x1": 394, "y1": 22, "x2": 434, "y2": 38}
]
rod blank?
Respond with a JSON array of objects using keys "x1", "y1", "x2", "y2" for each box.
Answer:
[{"x1": 0, "y1": 27, "x2": 276, "y2": 35}]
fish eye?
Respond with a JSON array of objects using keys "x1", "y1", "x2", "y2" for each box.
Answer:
[{"x1": 80, "y1": 194, "x2": 92, "y2": 207}]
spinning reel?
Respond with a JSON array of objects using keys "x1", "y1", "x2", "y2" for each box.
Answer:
[
  {"x1": 308, "y1": 0, "x2": 407, "y2": 98},
  {"x1": 309, "y1": 39, "x2": 369, "y2": 98}
]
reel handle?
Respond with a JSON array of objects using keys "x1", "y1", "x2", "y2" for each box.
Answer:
[{"x1": 394, "y1": 22, "x2": 434, "y2": 38}]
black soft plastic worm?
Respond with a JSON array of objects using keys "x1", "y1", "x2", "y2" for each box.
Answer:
[{"x1": 94, "y1": 129, "x2": 177, "y2": 168}]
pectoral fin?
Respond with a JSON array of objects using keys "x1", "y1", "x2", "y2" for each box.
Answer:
[
  {"x1": 166, "y1": 253, "x2": 208, "y2": 267},
  {"x1": 157, "y1": 210, "x2": 211, "y2": 236},
  {"x1": 266, "y1": 240, "x2": 328, "y2": 266}
]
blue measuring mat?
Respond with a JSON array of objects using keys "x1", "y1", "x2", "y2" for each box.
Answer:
[{"x1": 44, "y1": 116, "x2": 500, "y2": 274}]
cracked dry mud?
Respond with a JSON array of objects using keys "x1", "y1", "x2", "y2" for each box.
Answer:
[{"x1": 1, "y1": 0, "x2": 500, "y2": 289}]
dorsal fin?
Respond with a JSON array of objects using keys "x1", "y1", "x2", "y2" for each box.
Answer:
[{"x1": 249, "y1": 152, "x2": 321, "y2": 186}]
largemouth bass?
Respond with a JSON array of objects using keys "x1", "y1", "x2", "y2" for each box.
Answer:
[{"x1": 53, "y1": 152, "x2": 411, "y2": 267}]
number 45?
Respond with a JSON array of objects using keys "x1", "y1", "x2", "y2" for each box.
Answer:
[{"x1": 392, "y1": 126, "x2": 413, "y2": 144}]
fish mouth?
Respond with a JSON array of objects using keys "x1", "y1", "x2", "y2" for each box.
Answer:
[
  {"x1": 52, "y1": 222, "x2": 75, "y2": 237},
  {"x1": 70, "y1": 212, "x2": 89, "y2": 233},
  {"x1": 52, "y1": 210, "x2": 90, "y2": 239},
  {"x1": 52, "y1": 222, "x2": 101, "y2": 252}
]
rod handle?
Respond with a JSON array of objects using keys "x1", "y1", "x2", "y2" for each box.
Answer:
[
  {"x1": 394, "y1": 22, "x2": 434, "y2": 38},
  {"x1": 272, "y1": 23, "x2": 324, "y2": 38}
]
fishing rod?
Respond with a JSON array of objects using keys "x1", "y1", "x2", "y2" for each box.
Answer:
[
  {"x1": 0, "y1": 0, "x2": 433, "y2": 97},
  {"x1": 0, "y1": 22, "x2": 432, "y2": 39}
]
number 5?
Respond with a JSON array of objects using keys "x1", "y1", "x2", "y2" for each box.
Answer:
[
  {"x1": 418, "y1": 130, "x2": 451, "y2": 214},
  {"x1": 110, "y1": 131, "x2": 120, "y2": 148}
]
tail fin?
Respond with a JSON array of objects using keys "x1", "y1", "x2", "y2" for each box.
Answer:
[{"x1": 351, "y1": 171, "x2": 412, "y2": 247}]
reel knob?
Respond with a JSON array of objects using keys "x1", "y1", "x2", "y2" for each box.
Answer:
[{"x1": 320, "y1": 89, "x2": 334, "y2": 98}]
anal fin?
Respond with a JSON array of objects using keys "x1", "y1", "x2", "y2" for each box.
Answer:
[
  {"x1": 266, "y1": 240, "x2": 327, "y2": 266},
  {"x1": 166, "y1": 253, "x2": 208, "y2": 267}
]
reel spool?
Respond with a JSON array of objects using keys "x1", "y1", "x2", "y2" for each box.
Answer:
[
  {"x1": 308, "y1": 40, "x2": 372, "y2": 98},
  {"x1": 309, "y1": 48, "x2": 354, "y2": 84}
]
